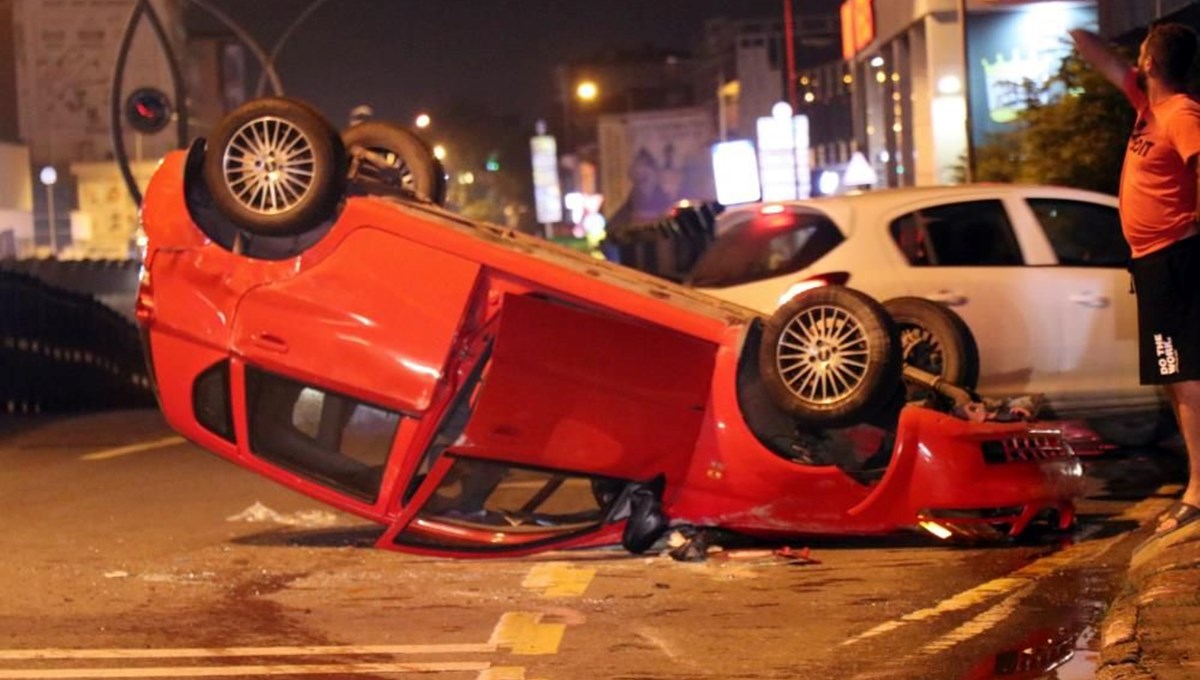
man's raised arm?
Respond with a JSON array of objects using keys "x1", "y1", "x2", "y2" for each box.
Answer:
[{"x1": 1070, "y1": 28, "x2": 1131, "y2": 90}]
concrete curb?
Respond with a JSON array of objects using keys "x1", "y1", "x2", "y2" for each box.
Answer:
[{"x1": 1097, "y1": 523, "x2": 1200, "y2": 680}]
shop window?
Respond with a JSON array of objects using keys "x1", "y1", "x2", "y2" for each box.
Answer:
[
  {"x1": 245, "y1": 367, "x2": 400, "y2": 503},
  {"x1": 1027, "y1": 199, "x2": 1129, "y2": 267},
  {"x1": 688, "y1": 208, "x2": 845, "y2": 287},
  {"x1": 890, "y1": 200, "x2": 1023, "y2": 267}
]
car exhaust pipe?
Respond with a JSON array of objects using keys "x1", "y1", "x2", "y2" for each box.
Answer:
[{"x1": 901, "y1": 364, "x2": 975, "y2": 409}]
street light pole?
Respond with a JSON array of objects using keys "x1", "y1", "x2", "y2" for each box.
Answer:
[
  {"x1": 958, "y1": 0, "x2": 975, "y2": 184},
  {"x1": 39, "y1": 166, "x2": 58, "y2": 257}
]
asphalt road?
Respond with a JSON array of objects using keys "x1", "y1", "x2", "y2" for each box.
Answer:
[{"x1": 0, "y1": 410, "x2": 1184, "y2": 680}]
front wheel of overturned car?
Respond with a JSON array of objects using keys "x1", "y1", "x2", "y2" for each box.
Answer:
[
  {"x1": 883, "y1": 296, "x2": 980, "y2": 400},
  {"x1": 203, "y1": 97, "x2": 347, "y2": 236},
  {"x1": 342, "y1": 121, "x2": 445, "y2": 205},
  {"x1": 759, "y1": 285, "x2": 902, "y2": 428}
]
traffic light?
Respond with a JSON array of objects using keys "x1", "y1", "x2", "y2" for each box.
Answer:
[{"x1": 125, "y1": 87, "x2": 172, "y2": 134}]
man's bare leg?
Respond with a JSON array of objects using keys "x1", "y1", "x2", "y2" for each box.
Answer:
[{"x1": 1161, "y1": 380, "x2": 1200, "y2": 530}]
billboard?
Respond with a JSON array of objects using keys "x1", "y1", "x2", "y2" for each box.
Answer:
[{"x1": 598, "y1": 108, "x2": 716, "y2": 226}]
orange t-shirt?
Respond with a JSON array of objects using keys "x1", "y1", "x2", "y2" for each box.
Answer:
[{"x1": 1119, "y1": 69, "x2": 1200, "y2": 257}]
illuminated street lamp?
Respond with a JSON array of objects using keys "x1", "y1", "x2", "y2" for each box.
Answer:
[
  {"x1": 432, "y1": 144, "x2": 447, "y2": 161},
  {"x1": 414, "y1": 113, "x2": 431, "y2": 129},
  {"x1": 575, "y1": 80, "x2": 598, "y2": 103},
  {"x1": 39, "y1": 166, "x2": 58, "y2": 256}
]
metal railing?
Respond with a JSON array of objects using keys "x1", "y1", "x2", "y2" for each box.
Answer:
[{"x1": 0, "y1": 270, "x2": 154, "y2": 414}]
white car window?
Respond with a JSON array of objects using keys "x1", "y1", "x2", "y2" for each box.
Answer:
[
  {"x1": 1026, "y1": 199, "x2": 1130, "y2": 267},
  {"x1": 889, "y1": 200, "x2": 1023, "y2": 267},
  {"x1": 686, "y1": 208, "x2": 844, "y2": 287}
]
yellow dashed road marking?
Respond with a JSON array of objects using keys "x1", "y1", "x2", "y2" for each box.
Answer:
[
  {"x1": 489, "y1": 612, "x2": 566, "y2": 656},
  {"x1": 843, "y1": 491, "x2": 1174, "y2": 647},
  {"x1": 80, "y1": 436, "x2": 185, "y2": 461},
  {"x1": 919, "y1": 583, "x2": 1037, "y2": 653},
  {"x1": 478, "y1": 667, "x2": 544, "y2": 680},
  {"x1": 521, "y1": 562, "x2": 595, "y2": 597}
]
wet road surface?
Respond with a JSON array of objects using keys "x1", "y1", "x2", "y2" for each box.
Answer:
[{"x1": 0, "y1": 410, "x2": 1185, "y2": 679}]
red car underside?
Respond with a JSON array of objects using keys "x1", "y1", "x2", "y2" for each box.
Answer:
[{"x1": 136, "y1": 150, "x2": 1084, "y2": 558}]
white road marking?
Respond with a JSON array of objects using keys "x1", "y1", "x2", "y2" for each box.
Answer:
[
  {"x1": 0, "y1": 644, "x2": 496, "y2": 660},
  {"x1": 80, "y1": 436, "x2": 185, "y2": 461},
  {"x1": 0, "y1": 661, "x2": 490, "y2": 678},
  {"x1": 0, "y1": 609, "x2": 565, "y2": 678}
]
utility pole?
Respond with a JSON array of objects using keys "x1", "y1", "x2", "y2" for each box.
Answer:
[{"x1": 783, "y1": 0, "x2": 798, "y2": 109}]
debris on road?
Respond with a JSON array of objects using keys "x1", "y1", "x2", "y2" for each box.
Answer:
[
  {"x1": 666, "y1": 529, "x2": 819, "y2": 566},
  {"x1": 226, "y1": 501, "x2": 344, "y2": 528}
]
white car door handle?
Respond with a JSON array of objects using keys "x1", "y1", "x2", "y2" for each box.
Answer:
[
  {"x1": 1069, "y1": 293, "x2": 1110, "y2": 308},
  {"x1": 924, "y1": 291, "x2": 967, "y2": 306}
]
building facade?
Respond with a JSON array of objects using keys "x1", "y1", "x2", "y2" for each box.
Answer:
[
  {"x1": 2, "y1": 0, "x2": 248, "y2": 259},
  {"x1": 801, "y1": 0, "x2": 1100, "y2": 192}
]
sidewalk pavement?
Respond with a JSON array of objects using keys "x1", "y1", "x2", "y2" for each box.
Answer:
[{"x1": 1098, "y1": 519, "x2": 1200, "y2": 680}]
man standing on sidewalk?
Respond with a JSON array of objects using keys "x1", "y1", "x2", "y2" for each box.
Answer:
[{"x1": 1071, "y1": 23, "x2": 1200, "y2": 538}]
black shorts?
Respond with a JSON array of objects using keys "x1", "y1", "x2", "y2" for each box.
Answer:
[{"x1": 1130, "y1": 234, "x2": 1200, "y2": 384}]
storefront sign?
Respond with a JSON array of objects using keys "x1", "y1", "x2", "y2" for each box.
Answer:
[{"x1": 840, "y1": 0, "x2": 876, "y2": 60}]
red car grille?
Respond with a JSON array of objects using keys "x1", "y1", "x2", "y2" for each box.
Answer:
[{"x1": 981, "y1": 434, "x2": 1069, "y2": 465}]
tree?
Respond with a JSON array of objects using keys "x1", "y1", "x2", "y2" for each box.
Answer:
[{"x1": 972, "y1": 50, "x2": 1135, "y2": 195}]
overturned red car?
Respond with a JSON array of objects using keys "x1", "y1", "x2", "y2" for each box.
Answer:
[{"x1": 134, "y1": 98, "x2": 1084, "y2": 558}]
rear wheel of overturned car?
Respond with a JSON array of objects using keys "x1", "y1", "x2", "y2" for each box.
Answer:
[
  {"x1": 342, "y1": 121, "x2": 445, "y2": 205},
  {"x1": 203, "y1": 97, "x2": 347, "y2": 236},
  {"x1": 760, "y1": 285, "x2": 902, "y2": 428},
  {"x1": 883, "y1": 296, "x2": 980, "y2": 400}
]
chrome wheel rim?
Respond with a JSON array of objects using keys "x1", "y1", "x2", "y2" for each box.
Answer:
[
  {"x1": 222, "y1": 116, "x2": 316, "y2": 215},
  {"x1": 776, "y1": 304, "x2": 870, "y2": 405},
  {"x1": 359, "y1": 147, "x2": 415, "y2": 191}
]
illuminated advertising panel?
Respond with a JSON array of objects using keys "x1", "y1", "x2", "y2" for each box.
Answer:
[
  {"x1": 756, "y1": 108, "x2": 811, "y2": 201},
  {"x1": 530, "y1": 135, "x2": 563, "y2": 224},
  {"x1": 967, "y1": 3, "x2": 1096, "y2": 149},
  {"x1": 711, "y1": 140, "x2": 761, "y2": 206}
]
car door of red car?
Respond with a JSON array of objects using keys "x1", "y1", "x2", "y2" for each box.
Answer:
[
  {"x1": 227, "y1": 225, "x2": 483, "y2": 521},
  {"x1": 378, "y1": 292, "x2": 720, "y2": 557}
]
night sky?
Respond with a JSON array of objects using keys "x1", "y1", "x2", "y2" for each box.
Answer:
[{"x1": 196, "y1": 0, "x2": 843, "y2": 127}]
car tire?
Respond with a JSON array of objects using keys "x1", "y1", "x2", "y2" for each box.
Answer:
[
  {"x1": 342, "y1": 121, "x2": 444, "y2": 204},
  {"x1": 1087, "y1": 407, "x2": 1179, "y2": 448},
  {"x1": 883, "y1": 296, "x2": 980, "y2": 398},
  {"x1": 203, "y1": 97, "x2": 347, "y2": 236},
  {"x1": 759, "y1": 285, "x2": 902, "y2": 428}
]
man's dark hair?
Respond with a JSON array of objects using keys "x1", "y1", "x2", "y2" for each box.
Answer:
[{"x1": 1147, "y1": 22, "x2": 1198, "y2": 87}]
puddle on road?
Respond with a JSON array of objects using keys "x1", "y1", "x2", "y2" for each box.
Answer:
[
  {"x1": 957, "y1": 621, "x2": 1099, "y2": 679},
  {"x1": 955, "y1": 565, "x2": 1115, "y2": 679}
]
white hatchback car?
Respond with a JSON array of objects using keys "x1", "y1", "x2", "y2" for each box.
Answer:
[{"x1": 687, "y1": 184, "x2": 1169, "y2": 444}]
